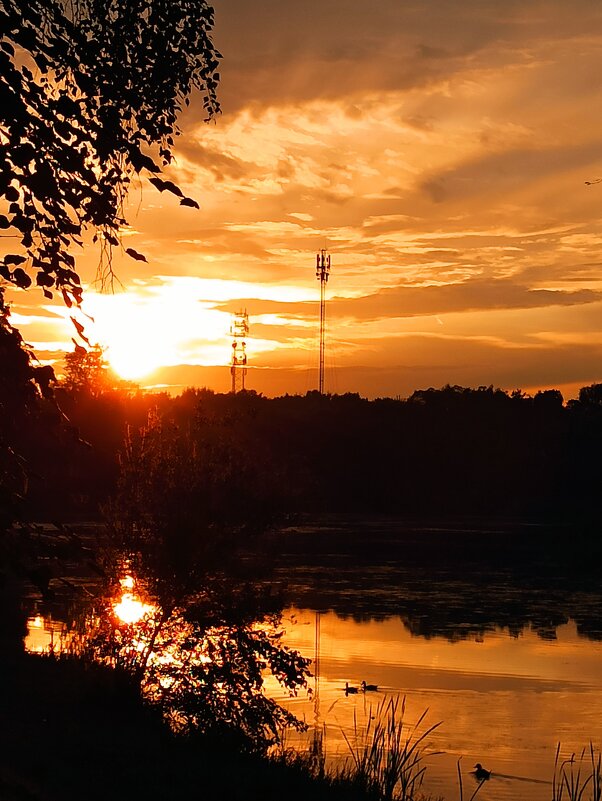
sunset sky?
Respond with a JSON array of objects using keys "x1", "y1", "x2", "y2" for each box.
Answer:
[{"x1": 8, "y1": 0, "x2": 602, "y2": 398}]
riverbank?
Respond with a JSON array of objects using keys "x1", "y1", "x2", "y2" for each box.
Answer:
[{"x1": 0, "y1": 653, "x2": 379, "y2": 801}]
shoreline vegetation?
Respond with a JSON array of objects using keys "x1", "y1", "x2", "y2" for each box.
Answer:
[
  {"x1": 3, "y1": 651, "x2": 601, "y2": 801},
  {"x1": 0, "y1": 652, "x2": 363, "y2": 801},
  {"x1": 5, "y1": 376, "x2": 602, "y2": 800}
]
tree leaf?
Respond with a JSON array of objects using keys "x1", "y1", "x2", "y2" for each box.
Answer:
[
  {"x1": 180, "y1": 197, "x2": 200, "y2": 209},
  {"x1": 4, "y1": 254, "x2": 26, "y2": 266},
  {"x1": 125, "y1": 247, "x2": 148, "y2": 262},
  {"x1": 4, "y1": 186, "x2": 20, "y2": 202},
  {"x1": 12, "y1": 268, "x2": 32, "y2": 288},
  {"x1": 148, "y1": 177, "x2": 184, "y2": 197},
  {"x1": 70, "y1": 316, "x2": 91, "y2": 345}
]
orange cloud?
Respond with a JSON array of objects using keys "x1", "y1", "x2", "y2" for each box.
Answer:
[{"x1": 7, "y1": 1, "x2": 602, "y2": 398}]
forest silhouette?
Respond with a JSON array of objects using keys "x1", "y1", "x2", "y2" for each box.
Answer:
[{"x1": 14, "y1": 377, "x2": 602, "y2": 523}]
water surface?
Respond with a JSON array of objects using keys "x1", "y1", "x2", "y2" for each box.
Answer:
[
  {"x1": 263, "y1": 520, "x2": 602, "y2": 800},
  {"x1": 22, "y1": 518, "x2": 602, "y2": 800}
]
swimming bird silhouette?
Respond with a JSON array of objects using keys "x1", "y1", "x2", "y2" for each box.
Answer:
[
  {"x1": 361, "y1": 680, "x2": 378, "y2": 691},
  {"x1": 472, "y1": 763, "x2": 491, "y2": 781},
  {"x1": 345, "y1": 682, "x2": 359, "y2": 695}
]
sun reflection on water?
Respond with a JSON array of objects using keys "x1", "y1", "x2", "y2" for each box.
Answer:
[
  {"x1": 23, "y1": 573, "x2": 290, "y2": 738},
  {"x1": 25, "y1": 613, "x2": 70, "y2": 653},
  {"x1": 24, "y1": 574, "x2": 158, "y2": 654},
  {"x1": 113, "y1": 575, "x2": 155, "y2": 625}
]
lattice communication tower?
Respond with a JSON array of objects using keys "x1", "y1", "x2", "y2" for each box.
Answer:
[
  {"x1": 230, "y1": 309, "x2": 249, "y2": 393},
  {"x1": 316, "y1": 249, "x2": 331, "y2": 394}
]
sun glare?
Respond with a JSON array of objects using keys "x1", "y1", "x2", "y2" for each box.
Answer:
[
  {"x1": 113, "y1": 576, "x2": 155, "y2": 624},
  {"x1": 113, "y1": 593, "x2": 155, "y2": 624},
  {"x1": 108, "y1": 343, "x2": 166, "y2": 381},
  {"x1": 80, "y1": 287, "x2": 233, "y2": 381}
]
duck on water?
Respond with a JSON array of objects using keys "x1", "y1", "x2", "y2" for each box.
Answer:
[{"x1": 472, "y1": 763, "x2": 491, "y2": 781}]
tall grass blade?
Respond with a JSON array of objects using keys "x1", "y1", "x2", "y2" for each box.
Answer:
[
  {"x1": 552, "y1": 745, "x2": 602, "y2": 801},
  {"x1": 338, "y1": 695, "x2": 441, "y2": 800},
  {"x1": 591, "y1": 743, "x2": 601, "y2": 801}
]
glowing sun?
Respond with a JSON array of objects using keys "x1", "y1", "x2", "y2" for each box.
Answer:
[{"x1": 81, "y1": 284, "x2": 231, "y2": 381}]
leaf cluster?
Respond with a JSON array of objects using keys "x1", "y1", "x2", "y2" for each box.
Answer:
[
  {"x1": 144, "y1": 614, "x2": 310, "y2": 751},
  {"x1": 0, "y1": 0, "x2": 220, "y2": 297},
  {"x1": 95, "y1": 400, "x2": 311, "y2": 750},
  {"x1": 62, "y1": 342, "x2": 116, "y2": 396},
  {"x1": 90, "y1": 580, "x2": 311, "y2": 751},
  {"x1": 0, "y1": 288, "x2": 56, "y2": 527}
]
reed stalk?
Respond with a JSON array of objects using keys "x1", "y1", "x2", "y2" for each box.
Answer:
[
  {"x1": 552, "y1": 743, "x2": 602, "y2": 801},
  {"x1": 590, "y1": 743, "x2": 602, "y2": 801},
  {"x1": 456, "y1": 758, "x2": 486, "y2": 801},
  {"x1": 338, "y1": 695, "x2": 441, "y2": 801}
]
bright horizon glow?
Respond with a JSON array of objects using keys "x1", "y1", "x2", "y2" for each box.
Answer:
[
  {"x1": 10, "y1": 1, "x2": 602, "y2": 399},
  {"x1": 30, "y1": 276, "x2": 312, "y2": 382},
  {"x1": 76, "y1": 286, "x2": 233, "y2": 380}
]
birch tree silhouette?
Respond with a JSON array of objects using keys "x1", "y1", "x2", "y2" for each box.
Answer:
[{"x1": 0, "y1": 0, "x2": 220, "y2": 300}]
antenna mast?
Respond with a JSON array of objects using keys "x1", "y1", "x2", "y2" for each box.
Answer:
[
  {"x1": 230, "y1": 310, "x2": 249, "y2": 393},
  {"x1": 315, "y1": 249, "x2": 331, "y2": 394}
]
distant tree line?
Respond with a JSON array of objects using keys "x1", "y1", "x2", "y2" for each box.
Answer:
[{"x1": 12, "y1": 373, "x2": 602, "y2": 523}]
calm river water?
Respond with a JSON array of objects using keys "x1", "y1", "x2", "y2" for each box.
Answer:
[
  {"x1": 24, "y1": 518, "x2": 602, "y2": 801},
  {"x1": 262, "y1": 519, "x2": 602, "y2": 801}
]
